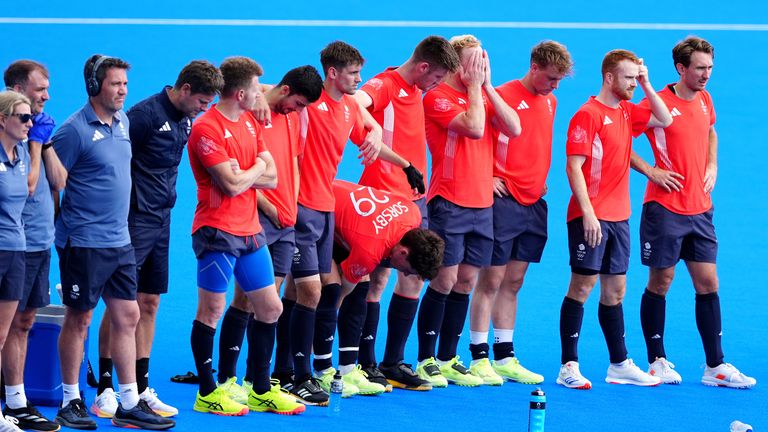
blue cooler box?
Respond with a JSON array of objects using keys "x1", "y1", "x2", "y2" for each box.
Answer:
[{"x1": 25, "y1": 305, "x2": 89, "y2": 406}]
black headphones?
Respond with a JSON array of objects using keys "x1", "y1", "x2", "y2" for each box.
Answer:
[{"x1": 86, "y1": 55, "x2": 112, "y2": 97}]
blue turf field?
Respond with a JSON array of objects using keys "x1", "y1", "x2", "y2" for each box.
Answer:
[{"x1": 2, "y1": 2, "x2": 767, "y2": 431}]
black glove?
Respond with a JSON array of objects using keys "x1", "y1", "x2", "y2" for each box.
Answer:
[{"x1": 402, "y1": 163, "x2": 425, "y2": 194}]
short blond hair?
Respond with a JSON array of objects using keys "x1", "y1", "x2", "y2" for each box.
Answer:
[
  {"x1": 0, "y1": 90, "x2": 31, "y2": 118},
  {"x1": 531, "y1": 40, "x2": 574, "y2": 76},
  {"x1": 449, "y1": 34, "x2": 481, "y2": 58}
]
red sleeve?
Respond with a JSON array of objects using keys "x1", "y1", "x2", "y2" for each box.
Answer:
[
  {"x1": 423, "y1": 90, "x2": 465, "y2": 129},
  {"x1": 348, "y1": 97, "x2": 368, "y2": 146},
  {"x1": 566, "y1": 109, "x2": 599, "y2": 157},
  {"x1": 628, "y1": 101, "x2": 652, "y2": 138},
  {"x1": 360, "y1": 77, "x2": 390, "y2": 112},
  {"x1": 189, "y1": 122, "x2": 229, "y2": 168},
  {"x1": 340, "y1": 246, "x2": 378, "y2": 284}
]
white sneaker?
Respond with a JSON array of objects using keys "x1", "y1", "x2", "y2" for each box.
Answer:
[
  {"x1": 0, "y1": 416, "x2": 22, "y2": 432},
  {"x1": 702, "y1": 363, "x2": 757, "y2": 389},
  {"x1": 648, "y1": 357, "x2": 682, "y2": 384},
  {"x1": 139, "y1": 387, "x2": 179, "y2": 417},
  {"x1": 556, "y1": 361, "x2": 592, "y2": 389},
  {"x1": 606, "y1": 359, "x2": 661, "y2": 386},
  {"x1": 90, "y1": 387, "x2": 118, "y2": 418}
]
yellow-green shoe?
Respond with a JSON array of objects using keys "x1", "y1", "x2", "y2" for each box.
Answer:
[
  {"x1": 217, "y1": 376, "x2": 249, "y2": 404},
  {"x1": 439, "y1": 357, "x2": 483, "y2": 387},
  {"x1": 493, "y1": 357, "x2": 544, "y2": 384},
  {"x1": 416, "y1": 358, "x2": 448, "y2": 388},
  {"x1": 343, "y1": 365, "x2": 386, "y2": 395},
  {"x1": 469, "y1": 358, "x2": 504, "y2": 386},
  {"x1": 193, "y1": 387, "x2": 249, "y2": 416},
  {"x1": 315, "y1": 367, "x2": 360, "y2": 398},
  {"x1": 247, "y1": 380, "x2": 306, "y2": 415}
]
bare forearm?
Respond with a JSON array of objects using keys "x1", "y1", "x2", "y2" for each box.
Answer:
[
  {"x1": 708, "y1": 127, "x2": 718, "y2": 167},
  {"x1": 41, "y1": 147, "x2": 68, "y2": 191},
  {"x1": 630, "y1": 150, "x2": 653, "y2": 177},
  {"x1": 378, "y1": 146, "x2": 409, "y2": 168},
  {"x1": 27, "y1": 141, "x2": 42, "y2": 195},
  {"x1": 484, "y1": 85, "x2": 521, "y2": 137}
]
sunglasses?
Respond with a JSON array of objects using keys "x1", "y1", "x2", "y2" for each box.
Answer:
[{"x1": 11, "y1": 113, "x2": 35, "y2": 123}]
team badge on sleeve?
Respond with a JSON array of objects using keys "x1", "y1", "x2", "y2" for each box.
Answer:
[
  {"x1": 434, "y1": 98, "x2": 453, "y2": 113},
  {"x1": 367, "y1": 78, "x2": 384, "y2": 90},
  {"x1": 197, "y1": 136, "x2": 217, "y2": 156},
  {"x1": 570, "y1": 125, "x2": 588, "y2": 144}
]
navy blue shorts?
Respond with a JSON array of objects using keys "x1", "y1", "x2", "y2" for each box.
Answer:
[
  {"x1": 428, "y1": 196, "x2": 493, "y2": 267},
  {"x1": 191, "y1": 226, "x2": 267, "y2": 259},
  {"x1": 640, "y1": 202, "x2": 717, "y2": 268},
  {"x1": 130, "y1": 223, "x2": 170, "y2": 295},
  {"x1": 56, "y1": 244, "x2": 137, "y2": 310},
  {"x1": 0, "y1": 251, "x2": 25, "y2": 302},
  {"x1": 414, "y1": 197, "x2": 428, "y2": 229},
  {"x1": 20, "y1": 249, "x2": 51, "y2": 310},
  {"x1": 292, "y1": 205, "x2": 334, "y2": 277},
  {"x1": 491, "y1": 196, "x2": 548, "y2": 266},
  {"x1": 259, "y1": 211, "x2": 296, "y2": 278},
  {"x1": 568, "y1": 219, "x2": 630, "y2": 275}
]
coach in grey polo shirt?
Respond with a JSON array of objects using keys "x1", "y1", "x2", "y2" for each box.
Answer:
[{"x1": 51, "y1": 55, "x2": 173, "y2": 430}]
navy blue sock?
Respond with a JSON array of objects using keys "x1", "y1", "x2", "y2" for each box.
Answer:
[
  {"x1": 358, "y1": 300, "x2": 379, "y2": 367},
  {"x1": 641, "y1": 289, "x2": 667, "y2": 364},
  {"x1": 217, "y1": 306, "x2": 249, "y2": 383},
  {"x1": 136, "y1": 358, "x2": 149, "y2": 394},
  {"x1": 492, "y1": 342, "x2": 515, "y2": 360},
  {"x1": 338, "y1": 282, "x2": 370, "y2": 367},
  {"x1": 313, "y1": 283, "x2": 341, "y2": 372},
  {"x1": 272, "y1": 298, "x2": 295, "y2": 377},
  {"x1": 436, "y1": 291, "x2": 470, "y2": 362},
  {"x1": 247, "y1": 319, "x2": 277, "y2": 394},
  {"x1": 382, "y1": 293, "x2": 418, "y2": 366},
  {"x1": 598, "y1": 302, "x2": 628, "y2": 364},
  {"x1": 470, "y1": 343, "x2": 490, "y2": 360},
  {"x1": 417, "y1": 287, "x2": 448, "y2": 362},
  {"x1": 560, "y1": 297, "x2": 584, "y2": 364},
  {"x1": 696, "y1": 292, "x2": 725, "y2": 367},
  {"x1": 190, "y1": 320, "x2": 217, "y2": 396},
  {"x1": 290, "y1": 304, "x2": 316, "y2": 382}
]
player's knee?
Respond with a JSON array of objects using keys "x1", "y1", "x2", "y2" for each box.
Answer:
[
  {"x1": 694, "y1": 274, "x2": 719, "y2": 294},
  {"x1": 648, "y1": 272, "x2": 674, "y2": 296},
  {"x1": 111, "y1": 303, "x2": 140, "y2": 332},
  {"x1": 453, "y1": 277, "x2": 475, "y2": 295},
  {"x1": 12, "y1": 310, "x2": 37, "y2": 333},
  {"x1": 254, "y1": 297, "x2": 283, "y2": 323},
  {"x1": 297, "y1": 287, "x2": 321, "y2": 308},
  {"x1": 63, "y1": 310, "x2": 93, "y2": 336},
  {"x1": 196, "y1": 301, "x2": 225, "y2": 326},
  {"x1": 501, "y1": 274, "x2": 525, "y2": 294},
  {"x1": 137, "y1": 294, "x2": 160, "y2": 317}
]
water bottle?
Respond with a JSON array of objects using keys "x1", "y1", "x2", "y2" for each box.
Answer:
[
  {"x1": 528, "y1": 388, "x2": 546, "y2": 432},
  {"x1": 730, "y1": 421, "x2": 753, "y2": 432},
  {"x1": 328, "y1": 372, "x2": 343, "y2": 417}
]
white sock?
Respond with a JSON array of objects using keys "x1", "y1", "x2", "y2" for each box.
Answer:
[
  {"x1": 5, "y1": 384, "x2": 26, "y2": 409},
  {"x1": 339, "y1": 364, "x2": 355, "y2": 375},
  {"x1": 611, "y1": 359, "x2": 629, "y2": 367},
  {"x1": 435, "y1": 358, "x2": 448, "y2": 367},
  {"x1": 469, "y1": 331, "x2": 488, "y2": 345},
  {"x1": 62, "y1": 383, "x2": 80, "y2": 407},
  {"x1": 495, "y1": 357, "x2": 514, "y2": 366},
  {"x1": 493, "y1": 328, "x2": 514, "y2": 344},
  {"x1": 119, "y1": 382, "x2": 139, "y2": 409}
]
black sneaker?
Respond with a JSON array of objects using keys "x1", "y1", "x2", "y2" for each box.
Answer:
[
  {"x1": 290, "y1": 377, "x2": 329, "y2": 406},
  {"x1": 361, "y1": 365, "x2": 393, "y2": 392},
  {"x1": 55, "y1": 399, "x2": 96, "y2": 430},
  {"x1": 3, "y1": 403, "x2": 60, "y2": 432},
  {"x1": 111, "y1": 400, "x2": 175, "y2": 430},
  {"x1": 380, "y1": 362, "x2": 433, "y2": 391},
  {"x1": 270, "y1": 371, "x2": 295, "y2": 391}
]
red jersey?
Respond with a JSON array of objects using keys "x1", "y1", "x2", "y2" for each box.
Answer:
[
  {"x1": 565, "y1": 97, "x2": 651, "y2": 222},
  {"x1": 424, "y1": 83, "x2": 496, "y2": 208},
  {"x1": 333, "y1": 180, "x2": 421, "y2": 284},
  {"x1": 189, "y1": 106, "x2": 267, "y2": 236},
  {"x1": 298, "y1": 89, "x2": 367, "y2": 212},
  {"x1": 261, "y1": 111, "x2": 302, "y2": 227},
  {"x1": 640, "y1": 85, "x2": 716, "y2": 215},
  {"x1": 494, "y1": 80, "x2": 557, "y2": 205},
  {"x1": 358, "y1": 68, "x2": 427, "y2": 199}
]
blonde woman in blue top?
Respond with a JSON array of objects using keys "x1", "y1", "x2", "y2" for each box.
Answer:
[{"x1": 0, "y1": 90, "x2": 33, "y2": 432}]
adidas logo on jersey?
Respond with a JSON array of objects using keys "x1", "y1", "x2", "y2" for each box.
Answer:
[
  {"x1": 294, "y1": 352, "x2": 305, "y2": 357},
  {"x1": 158, "y1": 121, "x2": 171, "y2": 132},
  {"x1": 317, "y1": 102, "x2": 329, "y2": 112},
  {"x1": 651, "y1": 334, "x2": 661, "y2": 339},
  {"x1": 570, "y1": 332, "x2": 579, "y2": 338},
  {"x1": 92, "y1": 130, "x2": 105, "y2": 141},
  {"x1": 425, "y1": 331, "x2": 436, "y2": 336},
  {"x1": 398, "y1": 88, "x2": 409, "y2": 98},
  {"x1": 516, "y1": 100, "x2": 530, "y2": 110},
  {"x1": 457, "y1": 97, "x2": 467, "y2": 105},
  {"x1": 363, "y1": 335, "x2": 374, "y2": 341},
  {"x1": 223, "y1": 129, "x2": 233, "y2": 139},
  {"x1": 603, "y1": 115, "x2": 613, "y2": 125},
  {"x1": 670, "y1": 107, "x2": 682, "y2": 117},
  {"x1": 228, "y1": 346, "x2": 240, "y2": 351}
]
